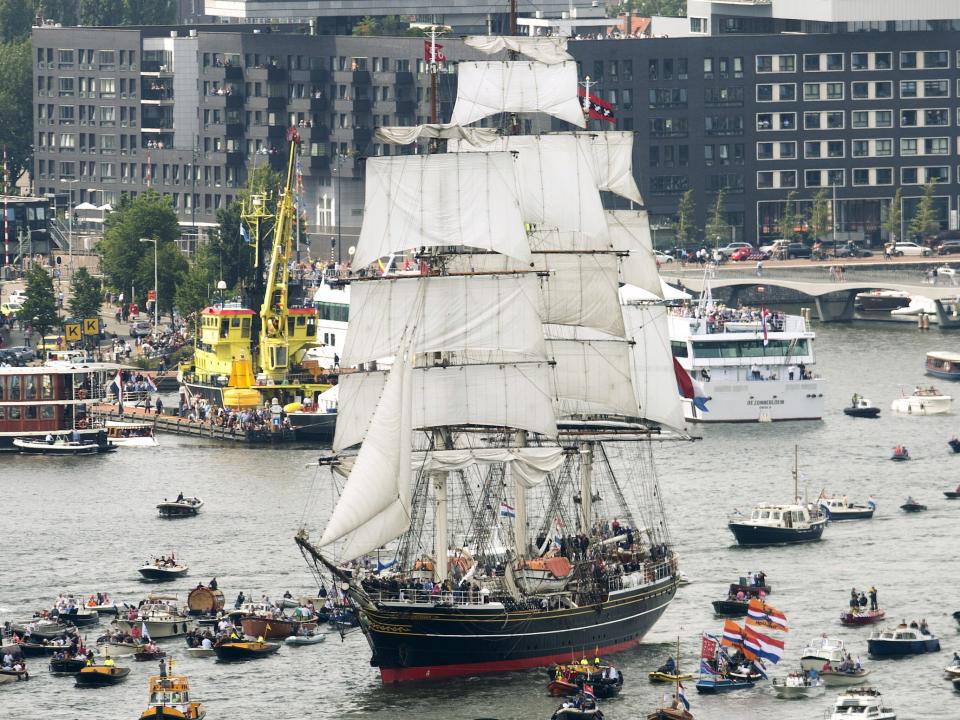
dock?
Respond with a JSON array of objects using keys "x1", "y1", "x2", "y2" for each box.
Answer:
[{"x1": 91, "y1": 404, "x2": 295, "y2": 444}]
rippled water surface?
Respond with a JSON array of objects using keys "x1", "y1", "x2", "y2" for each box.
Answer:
[{"x1": 1, "y1": 322, "x2": 958, "y2": 719}]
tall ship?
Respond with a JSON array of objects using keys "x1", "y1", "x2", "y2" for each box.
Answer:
[
  {"x1": 0, "y1": 362, "x2": 125, "y2": 451},
  {"x1": 296, "y1": 30, "x2": 686, "y2": 683},
  {"x1": 178, "y1": 130, "x2": 331, "y2": 430},
  {"x1": 669, "y1": 291, "x2": 823, "y2": 422}
]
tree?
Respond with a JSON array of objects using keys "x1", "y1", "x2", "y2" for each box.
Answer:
[
  {"x1": 808, "y1": 189, "x2": 830, "y2": 242},
  {"x1": 909, "y1": 180, "x2": 940, "y2": 242},
  {"x1": 0, "y1": 38, "x2": 33, "y2": 182},
  {"x1": 98, "y1": 190, "x2": 183, "y2": 314},
  {"x1": 675, "y1": 189, "x2": 695, "y2": 248},
  {"x1": 79, "y1": 0, "x2": 123, "y2": 25},
  {"x1": 19, "y1": 265, "x2": 58, "y2": 337},
  {"x1": 68, "y1": 267, "x2": 103, "y2": 320},
  {"x1": 38, "y1": 0, "x2": 80, "y2": 25},
  {"x1": 175, "y1": 245, "x2": 215, "y2": 318},
  {"x1": 0, "y1": 0, "x2": 33, "y2": 42},
  {"x1": 779, "y1": 191, "x2": 799, "y2": 241},
  {"x1": 122, "y1": 0, "x2": 176, "y2": 25},
  {"x1": 882, "y1": 188, "x2": 903, "y2": 243},
  {"x1": 705, "y1": 189, "x2": 731, "y2": 247},
  {"x1": 211, "y1": 200, "x2": 255, "y2": 291}
]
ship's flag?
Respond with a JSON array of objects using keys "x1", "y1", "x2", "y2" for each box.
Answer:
[
  {"x1": 742, "y1": 625, "x2": 784, "y2": 663},
  {"x1": 699, "y1": 659, "x2": 721, "y2": 675},
  {"x1": 674, "y1": 357, "x2": 710, "y2": 412},
  {"x1": 678, "y1": 683, "x2": 690, "y2": 710},
  {"x1": 424, "y1": 40, "x2": 446, "y2": 63},
  {"x1": 582, "y1": 683, "x2": 595, "y2": 698},
  {"x1": 700, "y1": 634, "x2": 718, "y2": 660},
  {"x1": 578, "y1": 87, "x2": 616, "y2": 123},
  {"x1": 746, "y1": 598, "x2": 789, "y2": 632},
  {"x1": 499, "y1": 502, "x2": 516, "y2": 518},
  {"x1": 111, "y1": 370, "x2": 124, "y2": 396},
  {"x1": 760, "y1": 306, "x2": 770, "y2": 346},
  {"x1": 720, "y1": 620, "x2": 743, "y2": 648},
  {"x1": 240, "y1": 223, "x2": 251, "y2": 245}
]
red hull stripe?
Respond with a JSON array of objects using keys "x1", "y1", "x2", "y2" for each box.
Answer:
[{"x1": 379, "y1": 637, "x2": 641, "y2": 683}]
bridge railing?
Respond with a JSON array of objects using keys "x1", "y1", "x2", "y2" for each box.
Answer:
[{"x1": 663, "y1": 264, "x2": 957, "y2": 289}]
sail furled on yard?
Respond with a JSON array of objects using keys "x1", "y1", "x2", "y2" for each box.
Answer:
[
  {"x1": 319, "y1": 345, "x2": 414, "y2": 559},
  {"x1": 451, "y1": 61, "x2": 586, "y2": 128},
  {"x1": 341, "y1": 275, "x2": 546, "y2": 367},
  {"x1": 375, "y1": 125, "x2": 500, "y2": 146},
  {"x1": 415, "y1": 447, "x2": 567, "y2": 488},
  {"x1": 463, "y1": 35, "x2": 574, "y2": 65},
  {"x1": 353, "y1": 152, "x2": 531, "y2": 268}
]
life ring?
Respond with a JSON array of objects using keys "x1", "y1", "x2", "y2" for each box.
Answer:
[{"x1": 76, "y1": 418, "x2": 90, "y2": 429}]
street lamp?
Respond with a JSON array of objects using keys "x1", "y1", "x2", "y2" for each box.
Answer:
[
  {"x1": 139, "y1": 238, "x2": 159, "y2": 330},
  {"x1": 60, "y1": 177, "x2": 79, "y2": 269}
]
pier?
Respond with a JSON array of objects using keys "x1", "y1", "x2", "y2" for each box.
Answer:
[{"x1": 91, "y1": 404, "x2": 293, "y2": 444}]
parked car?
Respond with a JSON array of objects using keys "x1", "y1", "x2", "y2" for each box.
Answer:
[
  {"x1": 8, "y1": 345, "x2": 36, "y2": 363},
  {"x1": 730, "y1": 247, "x2": 769, "y2": 262},
  {"x1": 936, "y1": 240, "x2": 960, "y2": 255},
  {"x1": 759, "y1": 239, "x2": 789, "y2": 256},
  {"x1": 0, "y1": 348, "x2": 22, "y2": 366},
  {"x1": 712, "y1": 242, "x2": 754, "y2": 261},
  {"x1": 836, "y1": 243, "x2": 874, "y2": 258},
  {"x1": 783, "y1": 242, "x2": 812, "y2": 259},
  {"x1": 653, "y1": 250, "x2": 674, "y2": 264},
  {"x1": 7, "y1": 289, "x2": 27, "y2": 305},
  {"x1": 129, "y1": 320, "x2": 153, "y2": 338},
  {"x1": 0, "y1": 302, "x2": 21, "y2": 317},
  {"x1": 886, "y1": 241, "x2": 932, "y2": 257}
]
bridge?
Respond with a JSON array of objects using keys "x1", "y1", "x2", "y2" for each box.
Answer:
[{"x1": 661, "y1": 265, "x2": 960, "y2": 325}]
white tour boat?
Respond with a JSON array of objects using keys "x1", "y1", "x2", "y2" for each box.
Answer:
[
  {"x1": 890, "y1": 386, "x2": 952, "y2": 415},
  {"x1": 669, "y1": 306, "x2": 823, "y2": 422},
  {"x1": 106, "y1": 421, "x2": 158, "y2": 447},
  {"x1": 828, "y1": 687, "x2": 895, "y2": 720},
  {"x1": 114, "y1": 596, "x2": 194, "y2": 639},
  {"x1": 800, "y1": 637, "x2": 847, "y2": 672}
]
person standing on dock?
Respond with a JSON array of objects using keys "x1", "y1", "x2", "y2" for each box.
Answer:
[{"x1": 156, "y1": 398, "x2": 163, "y2": 416}]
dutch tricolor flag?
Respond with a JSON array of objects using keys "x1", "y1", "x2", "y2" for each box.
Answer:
[{"x1": 499, "y1": 502, "x2": 516, "y2": 518}]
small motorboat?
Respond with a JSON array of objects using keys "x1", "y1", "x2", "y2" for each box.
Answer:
[
  {"x1": 819, "y1": 495, "x2": 876, "y2": 521},
  {"x1": 12, "y1": 436, "x2": 115, "y2": 455},
  {"x1": 800, "y1": 637, "x2": 847, "y2": 672},
  {"x1": 548, "y1": 662, "x2": 623, "y2": 699},
  {"x1": 18, "y1": 641, "x2": 72, "y2": 657},
  {"x1": 139, "y1": 667, "x2": 206, "y2": 719},
  {"x1": 75, "y1": 663, "x2": 131, "y2": 686},
  {"x1": 868, "y1": 625, "x2": 940, "y2": 657},
  {"x1": 97, "y1": 642, "x2": 143, "y2": 657},
  {"x1": 844, "y1": 395, "x2": 880, "y2": 418},
  {"x1": 727, "y1": 502, "x2": 826, "y2": 546},
  {"x1": 551, "y1": 697, "x2": 604, "y2": 720},
  {"x1": 900, "y1": 497, "x2": 927, "y2": 512},
  {"x1": 949, "y1": 437, "x2": 960, "y2": 454},
  {"x1": 942, "y1": 663, "x2": 960, "y2": 679},
  {"x1": 106, "y1": 420, "x2": 159, "y2": 448},
  {"x1": 648, "y1": 671, "x2": 694, "y2": 684},
  {"x1": 283, "y1": 632, "x2": 326, "y2": 647},
  {"x1": 213, "y1": 639, "x2": 281, "y2": 661},
  {"x1": 134, "y1": 648, "x2": 167, "y2": 662},
  {"x1": 711, "y1": 599, "x2": 748, "y2": 617},
  {"x1": 0, "y1": 667, "x2": 29, "y2": 682},
  {"x1": 646, "y1": 702, "x2": 693, "y2": 720},
  {"x1": 891, "y1": 446, "x2": 910, "y2": 461},
  {"x1": 694, "y1": 674, "x2": 757, "y2": 693},
  {"x1": 890, "y1": 385, "x2": 952, "y2": 415},
  {"x1": 49, "y1": 656, "x2": 88, "y2": 674},
  {"x1": 819, "y1": 667, "x2": 871, "y2": 686},
  {"x1": 944, "y1": 484, "x2": 960, "y2": 499},
  {"x1": 157, "y1": 496, "x2": 204, "y2": 518},
  {"x1": 828, "y1": 687, "x2": 895, "y2": 720},
  {"x1": 56, "y1": 608, "x2": 99, "y2": 627},
  {"x1": 840, "y1": 608, "x2": 886, "y2": 626},
  {"x1": 770, "y1": 671, "x2": 826, "y2": 699},
  {"x1": 138, "y1": 558, "x2": 189, "y2": 581}
]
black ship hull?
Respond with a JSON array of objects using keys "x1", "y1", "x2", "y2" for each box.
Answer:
[
  {"x1": 357, "y1": 574, "x2": 677, "y2": 683},
  {"x1": 286, "y1": 410, "x2": 337, "y2": 440},
  {"x1": 727, "y1": 521, "x2": 826, "y2": 546}
]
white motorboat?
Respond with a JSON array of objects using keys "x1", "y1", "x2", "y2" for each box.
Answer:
[
  {"x1": 106, "y1": 421, "x2": 158, "y2": 447},
  {"x1": 828, "y1": 687, "x2": 895, "y2": 720},
  {"x1": 156, "y1": 497, "x2": 204, "y2": 518},
  {"x1": 12, "y1": 437, "x2": 111, "y2": 455},
  {"x1": 800, "y1": 637, "x2": 847, "y2": 672},
  {"x1": 669, "y1": 305, "x2": 823, "y2": 422},
  {"x1": 942, "y1": 662, "x2": 960, "y2": 678},
  {"x1": 891, "y1": 296, "x2": 938, "y2": 318},
  {"x1": 138, "y1": 557, "x2": 189, "y2": 581},
  {"x1": 284, "y1": 632, "x2": 326, "y2": 646},
  {"x1": 890, "y1": 386, "x2": 952, "y2": 415},
  {"x1": 114, "y1": 597, "x2": 194, "y2": 639},
  {"x1": 820, "y1": 668, "x2": 871, "y2": 686},
  {"x1": 818, "y1": 495, "x2": 876, "y2": 521},
  {"x1": 96, "y1": 641, "x2": 143, "y2": 656},
  {"x1": 770, "y1": 671, "x2": 825, "y2": 699}
]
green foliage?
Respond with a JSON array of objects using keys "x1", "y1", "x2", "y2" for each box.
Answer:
[
  {"x1": 351, "y1": 15, "x2": 410, "y2": 36},
  {"x1": 98, "y1": 191, "x2": 183, "y2": 314},
  {"x1": 174, "y1": 245, "x2": 215, "y2": 318},
  {"x1": 909, "y1": 180, "x2": 940, "y2": 240},
  {"x1": 38, "y1": 0, "x2": 79, "y2": 25},
  {"x1": 20, "y1": 265, "x2": 58, "y2": 336},
  {"x1": 0, "y1": 0, "x2": 33, "y2": 42},
  {"x1": 77, "y1": 0, "x2": 175, "y2": 26},
  {"x1": 0, "y1": 38, "x2": 32, "y2": 182},
  {"x1": 675, "y1": 189, "x2": 695, "y2": 247},
  {"x1": 705, "y1": 189, "x2": 731, "y2": 245},
  {"x1": 211, "y1": 200, "x2": 256, "y2": 291},
  {"x1": 67, "y1": 267, "x2": 102, "y2": 320},
  {"x1": 882, "y1": 188, "x2": 903, "y2": 242},
  {"x1": 625, "y1": 0, "x2": 686, "y2": 17},
  {"x1": 779, "y1": 191, "x2": 799, "y2": 241},
  {"x1": 808, "y1": 189, "x2": 830, "y2": 241}
]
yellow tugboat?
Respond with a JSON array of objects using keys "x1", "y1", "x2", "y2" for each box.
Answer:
[
  {"x1": 179, "y1": 127, "x2": 330, "y2": 425},
  {"x1": 139, "y1": 662, "x2": 205, "y2": 719}
]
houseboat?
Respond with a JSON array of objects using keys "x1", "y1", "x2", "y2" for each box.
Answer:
[
  {"x1": 0, "y1": 363, "x2": 126, "y2": 452},
  {"x1": 925, "y1": 351, "x2": 960, "y2": 381}
]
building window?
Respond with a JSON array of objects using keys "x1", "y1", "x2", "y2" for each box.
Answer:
[
  {"x1": 900, "y1": 138, "x2": 917, "y2": 156},
  {"x1": 852, "y1": 140, "x2": 869, "y2": 157},
  {"x1": 875, "y1": 139, "x2": 893, "y2": 156},
  {"x1": 925, "y1": 108, "x2": 949, "y2": 126},
  {"x1": 756, "y1": 55, "x2": 772, "y2": 73},
  {"x1": 732, "y1": 57, "x2": 743, "y2": 79},
  {"x1": 690, "y1": 17, "x2": 706, "y2": 33},
  {"x1": 851, "y1": 52, "x2": 868, "y2": 71},
  {"x1": 804, "y1": 141, "x2": 821, "y2": 159},
  {"x1": 851, "y1": 81, "x2": 869, "y2": 99},
  {"x1": 826, "y1": 82, "x2": 843, "y2": 100},
  {"x1": 924, "y1": 137, "x2": 949, "y2": 155},
  {"x1": 676, "y1": 58, "x2": 686, "y2": 80},
  {"x1": 875, "y1": 168, "x2": 893, "y2": 185},
  {"x1": 901, "y1": 81, "x2": 917, "y2": 98},
  {"x1": 875, "y1": 52, "x2": 892, "y2": 70},
  {"x1": 924, "y1": 50, "x2": 949, "y2": 69},
  {"x1": 703, "y1": 57, "x2": 713, "y2": 79},
  {"x1": 900, "y1": 110, "x2": 918, "y2": 127},
  {"x1": 927, "y1": 166, "x2": 950, "y2": 182},
  {"x1": 779, "y1": 55, "x2": 795, "y2": 72},
  {"x1": 875, "y1": 110, "x2": 893, "y2": 127},
  {"x1": 924, "y1": 79, "x2": 949, "y2": 97},
  {"x1": 902, "y1": 167, "x2": 919, "y2": 184},
  {"x1": 757, "y1": 170, "x2": 773, "y2": 189},
  {"x1": 852, "y1": 168, "x2": 869, "y2": 186},
  {"x1": 900, "y1": 51, "x2": 918, "y2": 69},
  {"x1": 648, "y1": 59, "x2": 658, "y2": 80}
]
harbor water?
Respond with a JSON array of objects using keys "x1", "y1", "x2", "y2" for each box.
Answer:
[{"x1": 1, "y1": 322, "x2": 958, "y2": 719}]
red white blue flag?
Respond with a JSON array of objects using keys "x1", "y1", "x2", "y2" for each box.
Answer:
[
  {"x1": 674, "y1": 357, "x2": 710, "y2": 412},
  {"x1": 743, "y1": 625, "x2": 784, "y2": 663}
]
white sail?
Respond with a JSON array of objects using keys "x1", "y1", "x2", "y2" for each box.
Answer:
[
  {"x1": 332, "y1": 369, "x2": 388, "y2": 452},
  {"x1": 320, "y1": 350, "x2": 413, "y2": 559},
  {"x1": 415, "y1": 447, "x2": 566, "y2": 488},
  {"x1": 547, "y1": 338, "x2": 638, "y2": 418},
  {"x1": 354, "y1": 153, "x2": 531, "y2": 268},
  {"x1": 621, "y1": 302, "x2": 686, "y2": 431},
  {"x1": 341, "y1": 274, "x2": 546, "y2": 367},
  {"x1": 464, "y1": 35, "x2": 573, "y2": 65},
  {"x1": 556, "y1": 131, "x2": 644, "y2": 205},
  {"x1": 413, "y1": 362, "x2": 557, "y2": 438},
  {"x1": 375, "y1": 125, "x2": 500, "y2": 146},
  {"x1": 607, "y1": 209, "x2": 663, "y2": 298},
  {"x1": 451, "y1": 134, "x2": 608, "y2": 244},
  {"x1": 450, "y1": 61, "x2": 586, "y2": 128},
  {"x1": 446, "y1": 253, "x2": 624, "y2": 337},
  {"x1": 333, "y1": 362, "x2": 558, "y2": 450}
]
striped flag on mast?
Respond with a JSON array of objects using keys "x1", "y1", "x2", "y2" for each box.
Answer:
[
  {"x1": 742, "y1": 624, "x2": 785, "y2": 663},
  {"x1": 720, "y1": 619, "x2": 743, "y2": 648},
  {"x1": 746, "y1": 597, "x2": 789, "y2": 631}
]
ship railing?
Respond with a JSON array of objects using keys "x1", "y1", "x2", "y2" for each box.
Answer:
[
  {"x1": 375, "y1": 588, "x2": 492, "y2": 606},
  {"x1": 606, "y1": 558, "x2": 676, "y2": 592}
]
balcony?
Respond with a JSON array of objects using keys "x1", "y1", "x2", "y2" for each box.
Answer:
[
  {"x1": 267, "y1": 66, "x2": 287, "y2": 83},
  {"x1": 226, "y1": 122, "x2": 244, "y2": 138},
  {"x1": 267, "y1": 124, "x2": 288, "y2": 140},
  {"x1": 267, "y1": 96, "x2": 287, "y2": 112},
  {"x1": 352, "y1": 70, "x2": 371, "y2": 85},
  {"x1": 353, "y1": 97, "x2": 372, "y2": 114},
  {"x1": 226, "y1": 65, "x2": 243, "y2": 82},
  {"x1": 395, "y1": 71, "x2": 414, "y2": 86},
  {"x1": 310, "y1": 67, "x2": 330, "y2": 85},
  {"x1": 353, "y1": 128, "x2": 373, "y2": 147},
  {"x1": 310, "y1": 125, "x2": 330, "y2": 143},
  {"x1": 226, "y1": 151, "x2": 244, "y2": 166},
  {"x1": 310, "y1": 95, "x2": 329, "y2": 113},
  {"x1": 141, "y1": 87, "x2": 174, "y2": 103},
  {"x1": 396, "y1": 99, "x2": 416, "y2": 117}
]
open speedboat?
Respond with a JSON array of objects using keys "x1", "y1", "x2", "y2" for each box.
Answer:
[
  {"x1": 75, "y1": 663, "x2": 130, "y2": 686},
  {"x1": 891, "y1": 386, "x2": 952, "y2": 415},
  {"x1": 770, "y1": 671, "x2": 825, "y2": 699},
  {"x1": 819, "y1": 667, "x2": 871, "y2": 686},
  {"x1": 844, "y1": 396, "x2": 880, "y2": 418},
  {"x1": 156, "y1": 497, "x2": 204, "y2": 518},
  {"x1": 138, "y1": 558, "x2": 189, "y2": 581},
  {"x1": 840, "y1": 608, "x2": 885, "y2": 626},
  {"x1": 891, "y1": 446, "x2": 910, "y2": 461}
]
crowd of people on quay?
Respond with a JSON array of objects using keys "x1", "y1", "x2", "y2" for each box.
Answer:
[{"x1": 177, "y1": 397, "x2": 293, "y2": 434}]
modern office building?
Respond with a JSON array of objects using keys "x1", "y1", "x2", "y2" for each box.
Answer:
[{"x1": 32, "y1": 1, "x2": 960, "y2": 252}]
